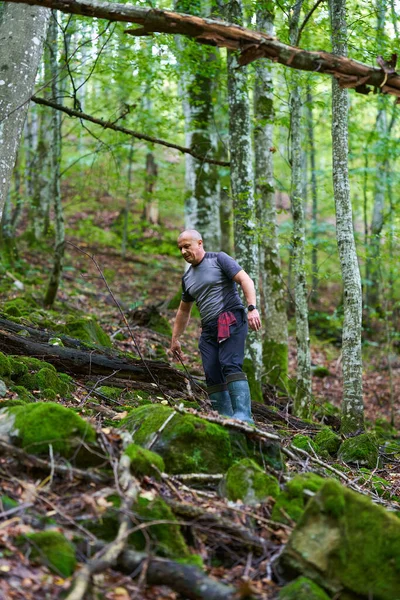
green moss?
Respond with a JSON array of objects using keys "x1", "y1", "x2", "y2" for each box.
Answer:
[
  {"x1": 11, "y1": 356, "x2": 56, "y2": 375},
  {"x1": 0, "y1": 495, "x2": 18, "y2": 511},
  {"x1": 98, "y1": 386, "x2": 123, "y2": 400},
  {"x1": 25, "y1": 531, "x2": 76, "y2": 576},
  {"x1": 358, "y1": 468, "x2": 392, "y2": 498},
  {"x1": 16, "y1": 365, "x2": 71, "y2": 399},
  {"x1": 123, "y1": 405, "x2": 232, "y2": 474},
  {"x1": 243, "y1": 357, "x2": 263, "y2": 403},
  {"x1": 0, "y1": 398, "x2": 27, "y2": 408},
  {"x1": 10, "y1": 385, "x2": 35, "y2": 403},
  {"x1": 281, "y1": 479, "x2": 400, "y2": 599},
  {"x1": 224, "y1": 458, "x2": 280, "y2": 505},
  {"x1": 147, "y1": 310, "x2": 172, "y2": 336},
  {"x1": 374, "y1": 418, "x2": 397, "y2": 441},
  {"x1": 292, "y1": 434, "x2": 318, "y2": 453},
  {"x1": 7, "y1": 401, "x2": 96, "y2": 456},
  {"x1": 0, "y1": 352, "x2": 12, "y2": 377},
  {"x1": 124, "y1": 443, "x2": 165, "y2": 479},
  {"x1": 272, "y1": 473, "x2": 326, "y2": 524},
  {"x1": 3, "y1": 298, "x2": 36, "y2": 318},
  {"x1": 61, "y1": 316, "x2": 112, "y2": 347},
  {"x1": 315, "y1": 428, "x2": 341, "y2": 456},
  {"x1": 338, "y1": 433, "x2": 379, "y2": 468},
  {"x1": 262, "y1": 338, "x2": 288, "y2": 386},
  {"x1": 312, "y1": 366, "x2": 331, "y2": 378},
  {"x1": 229, "y1": 430, "x2": 285, "y2": 471},
  {"x1": 279, "y1": 577, "x2": 331, "y2": 600}
]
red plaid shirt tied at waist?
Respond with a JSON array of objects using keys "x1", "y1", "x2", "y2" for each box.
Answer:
[{"x1": 217, "y1": 311, "x2": 237, "y2": 343}]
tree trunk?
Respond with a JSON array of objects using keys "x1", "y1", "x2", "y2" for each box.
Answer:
[
  {"x1": 143, "y1": 151, "x2": 159, "y2": 224},
  {"x1": 227, "y1": 0, "x2": 262, "y2": 402},
  {"x1": 289, "y1": 1, "x2": 312, "y2": 418},
  {"x1": 254, "y1": 5, "x2": 288, "y2": 388},
  {"x1": 306, "y1": 85, "x2": 319, "y2": 302},
  {"x1": 176, "y1": 0, "x2": 221, "y2": 250},
  {"x1": 330, "y1": 0, "x2": 364, "y2": 433},
  {"x1": 0, "y1": 2, "x2": 50, "y2": 217},
  {"x1": 44, "y1": 13, "x2": 65, "y2": 307}
]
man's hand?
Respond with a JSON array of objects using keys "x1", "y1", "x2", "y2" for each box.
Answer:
[
  {"x1": 170, "y1": 338, "x2": 183, "y2": 361},
  {"x1": 248, "y1": 309, "x2": 261, "y2": 332}
]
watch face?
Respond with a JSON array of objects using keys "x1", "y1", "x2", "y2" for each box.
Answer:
[{"x1": 248, "y1": 305, "x2": 256, "y2": 311}]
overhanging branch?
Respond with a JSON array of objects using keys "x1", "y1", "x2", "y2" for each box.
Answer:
[
  {"x1": 5, "y1": 0, "x2": 400, "y2": 99},
  {"x1": 31, "y1": 96, "x2": 229, "y2": 166}
]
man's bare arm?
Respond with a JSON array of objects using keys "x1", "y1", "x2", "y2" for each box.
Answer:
[
  {"x1": 170, "y1": 300, "x2": 193, "y2": 358},
  {"x1": 233, "y1": 270, "x2": 262, "y2": 331}
]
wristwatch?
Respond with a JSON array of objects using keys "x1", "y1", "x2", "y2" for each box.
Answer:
[{"x1": 247, "y1": 305, "x2": 257, "y2": 312}]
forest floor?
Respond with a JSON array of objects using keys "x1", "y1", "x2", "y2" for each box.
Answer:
[{"x1": 1, "y1": 205, "x2": 400, "y2": 600}]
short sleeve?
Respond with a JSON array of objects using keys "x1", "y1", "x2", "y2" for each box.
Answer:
[
  {"x1": 181, "y1": 277, "x2": 195, "y2": 303},
  {"x1": 217, "y1": 252, "x2": 243, "y2": 279}
]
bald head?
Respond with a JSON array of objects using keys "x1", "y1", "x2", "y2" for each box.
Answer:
[
  {"x1": 177, "y1": 229, "x2": 205, "y2": 266},
  {"x1": 178, "y1": 229, "x2": 203, "y2": 243}
]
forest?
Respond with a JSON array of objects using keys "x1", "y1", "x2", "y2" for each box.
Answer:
[{"x1": 0, "y1": 0, "x2": 400, "y2": 598}]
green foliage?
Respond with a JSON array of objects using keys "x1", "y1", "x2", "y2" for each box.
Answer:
[
  {"x1": 24, "y1": 531, "x2": 76, "y2": 577},
  {"x1": 61, "y1": 316, "x2": 112, "y2": 347},
  {"x1": 314, "y1": 428, "x2": 341, "y2": 456},
  {"x1": 0, "y1": 352, "x2": 12, "y2": 378},
  {"x1": 271, "y1": 473, "x2": 326, "y2": 525},
  {"x1": 224, "y1": 458, "x2": 280, "y2": 505}
]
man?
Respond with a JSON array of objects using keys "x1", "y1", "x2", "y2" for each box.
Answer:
[{"x1": 170, "y1": 229, "x2": 261, "y2": 423}]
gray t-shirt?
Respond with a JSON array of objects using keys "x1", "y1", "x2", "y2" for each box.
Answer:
[{"x1": 181, "y1": 252, "x2": 244, "y2": 324}]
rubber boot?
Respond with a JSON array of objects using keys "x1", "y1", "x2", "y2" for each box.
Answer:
[
  {"x1": 208, "y1": 386, "x2": 233, "y2": 417},
  {"x1": 227, "y1": 377, "x2": 254, "y2": 424}
]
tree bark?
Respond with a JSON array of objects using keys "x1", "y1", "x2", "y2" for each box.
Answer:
[
  {"x1": 330, "y1": 0, "x2": 364, "y2": 433},
  {"x1": 306, "y1": 85, "x2": 319, "y2": 301},
  {"x1": 254, "y1": 4, "x2": 288, "y2": 388},
  {"x1": 5, "y1": 0, "x2": 400, "y2": 99},
  {"x1": 227, "y1": 0, "x2": 262, "y2": 402},
  {"x1": 289, "y1": 1, "x2": 312, "y2": 419},
  {"x1": 0, "y1": 2, "x2": 50, "y2": 217}
]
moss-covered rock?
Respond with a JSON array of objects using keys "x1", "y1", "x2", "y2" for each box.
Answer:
[
  {"x1": 223, "y1": 458, "x2": 280, "y2": 506},
  {"x1": 0, "y1": 402, "x2": 98, "y2": 465},
  {"x1": 124, "y1": 443, "x2": 165, "y2": 480},
  {"x1": 292, "y1": 434, "x2": 318, "y2": 454},
  {"x1": 0, "y1": 352, "x2": 12, "y2": 378},
  {"x1": 3, "y1": 297, "x2": 37, "y2": 318},
  {"x1": 278, "y1": 479, "x2": 400, "y2": 599},
  {"x1": 18, "y1": 367, "x2": 71, "y2": 399},
  {"x1": 314, "y1": 428, "x2": 341, "y2": 456},
  {"x1": 279, "y1": 576, "x2": 331, "y2": 600},
  {"x1": 24, "y1": 531, "x2": 76, "y2": 576},
  {"x1": 271, "y1": 473, "x2": 326, "y2": 525},
  {"x1": 338, "y1": 433, "x2": 379, "y2": 468},
  {"x1": 97, "y1": 385, "x2": 123, "y2": 400},
  {"x1": 312, "y1": 366, "x2": 331, "y2": 378},
  {"x1": 374, "y1": 418, "x2": 397, "y2": 441},
  {"x1": 358, "y1": 468, "x2": 392, "y2": 499},
  {"x1": 61, "y1": 316, "x2": 112, "y2": 347},
  {"x1": 10, "y1": 385, "x2": 35, "y2": 403},
  {"x1": 123, "y1": 405, "x2": 232, "y2": 474}
]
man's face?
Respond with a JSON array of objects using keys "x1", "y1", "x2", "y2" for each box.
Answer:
[{"x1": 178, "y1": 236, "x2": 204, "y2": 265}]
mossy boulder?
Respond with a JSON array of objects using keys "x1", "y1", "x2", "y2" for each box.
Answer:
[
  {"x1": 10, "y1": 357, "x2": 73, "y2": 399},
  {"x1": 0, "y1": 352, "x2": 12, "y2": 378},
  {"x1": 0, "y1": 402, "x2": 98, "y2": 465},
  {"x1": 292, "y1": 434, "x2": 318, "y2": 454},
  {"x1": 279, "y1": 576, "x2": 331, "y2": 600},
  {"x1": 358, "y1": 468, "x2": 392, "y2": 499},
  {"x1": 24, "y1": 531, "x2": 76, "y2": 576},
  {"x1": 338, "y1": 433, "x2": 379, "y2": 469},
  {"x1": 123, "y1": 405, "x2": 232, "y2": 474},
  {"x1": 10, "y1": 385, "x2": 35, "y2": 403},
  {"x1": 124, "y1": 443, "x2": 165, "y2": 480},
  {"x1": 2, "y1": 297, "x2": 37, "y2": 318},
  {"x1": 223, "y1": 458, "x2": 280, "y2": 506},
  {"x1": 271, "y1": 473, "x2": 326, "y2": 525},
  {"x1": 314, "y1": 428, "x2": 341, "y2": 456},
  {"x1": 61, "y1": 316, "x2": 112, "y2": 347},
  {"x1": 278, "y1": 479, "x2": 400, "y2": 599}
]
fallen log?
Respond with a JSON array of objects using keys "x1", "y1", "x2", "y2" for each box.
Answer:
[{"x1": 0, "y1": 324, "x2": 189, "y2": 392}]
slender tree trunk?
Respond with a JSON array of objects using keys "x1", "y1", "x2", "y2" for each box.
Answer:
[
  {"x1": 288, "y1": 1, "x2": 312, "y2": 418},
  {"x1": 143, "y1": 151, "x2": 159, "y2": 224},
  {"x1": 121, "y1": 141, "x2": 134, "y2": 259},
  {"x1": 44, "y1": 13, "x2": 65, "y2": 307},
  {"x1": 176, "y1": 0, "x2": 221, "y2": 250},
  {"x1": 0, "y1": 2, "x2": 50, "y2": 217},
  {"x1": 227, "y1": 0, "x2": 262, "y2": 401},
  {"x1": 366, "y1": 0, "x2": 387, "y2": 313},
  {"x1": 330, "y1": 0, "x2": 364, "y2": 433},
  {"x1": 306, "y1": 85, "x2": 319, "y2": 301},
  {"x1": 254, "y1": 5, "x2": 288, "y2": 388}
]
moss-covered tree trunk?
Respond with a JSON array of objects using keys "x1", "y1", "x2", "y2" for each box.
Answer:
[
  {"x1": 330, "y1": 0, "x2": 364, "y2": 433},
  {"x1": 289, "y1": 1, "x2": 312, "y2": 418},
  {"x1": 254, "y1": 4, "x2": 288, "y2": 388},
  {"x1": 44, "y1": 12, "x2": 65, "y2": 307},
  {"x1": 176, "y1": 0, "x2": 221, "y2": 250},
  {"x1": 306, "y1": 84, "x2": 319, "y2": 302},
  {"x1": 227, "y1": 0, "x2": 262, "y2": 402}
]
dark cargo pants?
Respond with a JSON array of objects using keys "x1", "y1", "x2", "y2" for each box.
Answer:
[{"x1": 199, "y1": 308, "x2": 248, "y2": 392}]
